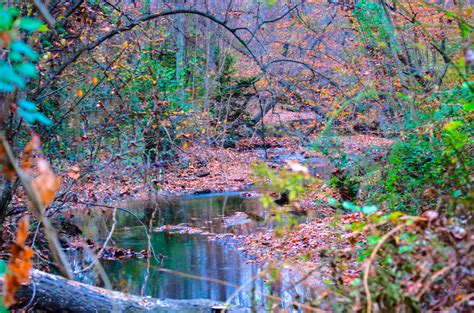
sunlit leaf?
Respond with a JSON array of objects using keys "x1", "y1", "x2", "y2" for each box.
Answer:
[
  {"x1": 19, "y1": 17, "x2": 47, "y2": 32},
  {"x1": 0, "y1": 10, "x2": 13, "y2": 31},
  {"x1": 443, "y1": 121, "x2": 462, "y2": 132}
]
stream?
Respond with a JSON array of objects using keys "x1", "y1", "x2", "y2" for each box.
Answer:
[{"x1": 67, "y1": 193, "x2": 320, "y2": 310}]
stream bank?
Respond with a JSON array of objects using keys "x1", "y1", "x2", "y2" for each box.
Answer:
[
  {"x1": 65, "y1": 193, "x2": 322, "y2": 310},
  {"x1": 35, "y1": 134, "x2": 393, "y2": 310}
]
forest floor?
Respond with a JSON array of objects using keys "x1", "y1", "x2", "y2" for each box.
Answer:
[
  {"x1": 63, "y1": 134, "x2": 393, "y2": 203},
  {"x1": 2, "y1": 126, "x2": 395, "y2": 289},
  {"x1": 1, "y1": 108, "x2": 396, "y2": 275},
  {"x1": 47, "y1": 130, "x2": 394, "y2": 272}
]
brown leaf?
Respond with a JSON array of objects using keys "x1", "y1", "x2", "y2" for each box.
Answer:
[
  {"x1": 67, "y1": 165, "x2": 80, "y2": 180},
  {"x1": 0, "y1": 143, "x2": 16, "y2": 181},
  {"x1": 421, "y1": 210, "x2": 439, "y2": 222}
]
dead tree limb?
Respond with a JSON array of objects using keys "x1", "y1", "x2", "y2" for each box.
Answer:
[{"x1": 0, "y1": 269, "x2": 247, "y2": 312}]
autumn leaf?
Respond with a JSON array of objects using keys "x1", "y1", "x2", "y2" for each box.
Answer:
[
  {"x1": 3, "y1": 217, "x2": 33, "y2": 307},
  {"x1": 0, "y1": 143, "x2": 15, "y2": 181},
  {"x1": 286, "y1": 160, "x2": 309, "y2": 175},
  {"x1": 91, "y1": 77, "x2": 98, "y2": 84},
  {"x1": 21, "y1": 134, "x2": 40, "y2": 174},
  {"x1": 32, "y1": 159, "x2": 61, "y2": 208},
  {"x1": 67, "y1": 165, "x2": 80, "y2": 180},
  {"x1": 76, "y1": 90, "x2": 84, "y2": 97}
]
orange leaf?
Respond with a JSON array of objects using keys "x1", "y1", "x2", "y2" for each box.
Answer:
[
  {"x1": 3, "y1": 217, "x2": 33, "y2": 307},
  {"x1": 32, "y1": 159, "x2": 61, "y2": 207},
  {"x1": 91, "y1": 77, "x2": 98, "y2": 84},
  {"x1": 23, "y1": 134, "x2": 40, "y2": 155},
  {"x1": 21, "y1": 134, "x2": 40, "y2": 173},
  {"x1": 76, "y1": 89, "x2": 84, "y2": 97}
]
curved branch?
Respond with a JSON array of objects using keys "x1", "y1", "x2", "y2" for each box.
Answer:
[
  {"x1": 246, "y1": 2, "x2": 303, "y2": 45},
  {"x1": 37, "y1": 9, "x2": 264, "y2": 96}
]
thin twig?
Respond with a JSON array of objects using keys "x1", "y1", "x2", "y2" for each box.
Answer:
[
  {"x1": 363, "y1": 223, "x2": 406, "y2": 313},
  {"x1": 33, "y1": 0, "x2": 56, "y2": 28},
  {"x1": 0, "y1": 134, "x2": 73, "y2": 279},
  {"x1": 75, "y1": 207, "x2": 117, "y2": 273}
]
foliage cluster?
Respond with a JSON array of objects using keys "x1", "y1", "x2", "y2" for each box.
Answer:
[{"x1": 254, "y1": 0, "x2": 473, "y2": 311}]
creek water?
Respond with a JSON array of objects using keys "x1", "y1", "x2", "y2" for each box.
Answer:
[{"x1": 68, "y1": 193, "x2": 319, "y2": 310}]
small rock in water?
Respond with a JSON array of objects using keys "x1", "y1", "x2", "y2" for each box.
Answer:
[
  {"x1": 224, "y1": 212, "x2": 252, "y2": 227},
  {"x1": 196, "y1": 170, "x2": 211, "y2": 177},
  {"x1": 194, "y1": 188, "x2": 212, "y2": 194}
]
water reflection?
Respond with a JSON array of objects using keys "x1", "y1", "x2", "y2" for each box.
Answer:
[{"x1": 69, "y1": 193, "x2": 320, "y2": 310}]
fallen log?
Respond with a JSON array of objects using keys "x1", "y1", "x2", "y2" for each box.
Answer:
[{"x1": 1, "y1": 269, "x2": 247, "y2": 312}]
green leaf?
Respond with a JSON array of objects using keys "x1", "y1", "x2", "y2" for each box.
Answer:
[
  {"x1": 443, "y1": 121, "x2": 462, "y2": 132},
  {"x1": 367, "y1": 235, "x2": 381, "y2": 245},
  {"x1": 445, "y1": 11, "x2": 455, "y2": 18},
  {"x1": 398, "y1": 245, "x2": 414, "y2": 253},
  {"x1": 264, "y1": 0, "x2": 277, "y2": 8},
  {"x1": 389, "y1": 211, "x2": 404, "y2": 223},
  {"x1": 6, "y1": 7, "x2": 19, "y2": 18},
  {"x1": 0, "y1": 296, "x2": 7, "y2": 313},
  {"x1": 0, "y1": 259, "x2": 6, "y2": 276},
  {"x1": 15, "y1": 62, "x2": 37, "y2": 78},
  {"x1": 362, "y1": 205, "x2": 378, "y2": 215},
  {"x1": 342, "y1": 201, "x2": 361, "y2": 211},
  {"x1": 8, "y1": 51, "x2": 23, "y2": 62},
  {"x1": 0, "y1": 9, "x2": 13, "y2": 31},
  {"x1": 463, "y1": 101, "x2": 474, "y2": 112},
  {"x1": 350, "y1": 278, "x2": 362, "y2": 286},
  {"x1": 0, "y1": 64, "x2": 25, "y2": 89},
  {"x1": 9, "y1": 41, "x2": 39, "y2": 60},
  {"x1": 17, "y1": 100, "x2": 53, "y2": 126},
  {"x1": 19, "y1": 99, "x2": 37, "y2": 111},
  {"x1": 18, "y1": 107, "x2": 36, "y2": 123},
  {"x1": 0, "y1": 81, "x2": 15, "y2": 92},
  {"x1": 34, "y1": 112, "x2": 53, "y2": 126},
  {"x1": 327, "y1": 197, "x2": 338, "y2": 206},
  {"x1": 19, "y1": 17, "x2": 46, "y2": 32},
  {"x1": 350, "y1": 221, "x2": 366, "y2": 232},
  {"x1": 459, "y1": 22, "x2": 471, "y2": 40}
]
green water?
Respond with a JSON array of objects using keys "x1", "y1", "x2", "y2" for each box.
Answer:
[
  {"x1": 69, "y1": 193, "x2": 319, "y2": 309},
  {"x1": 70, "y1": 193, "x2": 266, "y2": 306}
]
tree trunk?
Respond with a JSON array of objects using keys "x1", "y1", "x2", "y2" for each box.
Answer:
[
  {"x1": 0, "y1": 179, "x2": 18, "y2": 227},
  {"x1": 175, "y1": 0, "x2": 186, "y2": 103},
  {"x1": 1, "y1": 269, "x2": 247, "y2": 312}
]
